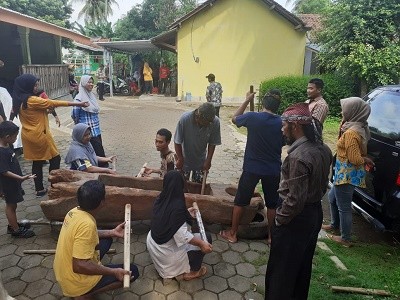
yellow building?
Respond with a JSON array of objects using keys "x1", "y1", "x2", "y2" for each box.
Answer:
[{"x1": 169, "y1": 0, "x2": 309, "y2": 103}]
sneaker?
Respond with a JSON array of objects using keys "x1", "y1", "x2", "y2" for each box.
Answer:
[
  {"x1": 7, "y1": 222, "x2": 32, "y2": 234},
  {"x1": 11, "y1": 227, "x2": 35, "y2": 238},
  {"x1": 36, "y1": 188, "x2": 48, "y2": 198}
]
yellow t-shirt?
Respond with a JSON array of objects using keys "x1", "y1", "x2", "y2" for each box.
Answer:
[{"x1": 53, "y1": 207, "x2": 101, "y2": 297}]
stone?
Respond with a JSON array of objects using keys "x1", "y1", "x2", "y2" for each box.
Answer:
[
  {"x1": 222, "y1": 251, "x2": 243, "y2": 265},
  {"x1": 213, "y1": 262, "x2": 236, "y2": 278},
  {"x1": 141, "y1": 291, "x2": 166, "y2": 300},
  {"x1": 155, "y1": 279, "x2": 179, "y2": 294},
  {"x1": 179, "y1": 277, "x2": 203, "y2": 293},
  {"x1": 228, "y1": 275, "x2": 251, "y2": 293},
  {"x1": 204, "y1": 275, "x2": 228, "y2": 293},
  {"x1": 20, "y1": 267, "x2": 49, "y2": 283},
  {"x1": 193, "y1": 290, "x2": 218, "y2": 300},
  {"x1": 218, "y1": 290, "x2": 243, "y2": 300},
  {"x1": 211, "y1": 240, "x2": 229, "y2": 253},
  {"x1": 23, "y1": 278, "x2": 53, "y2": 297},
  {"x1": 243, "y1": 250, "x2": 260, "y2": 262},
  {"x1": 167, "y1": 291, "x2": 191, "y2": 300},
  {"x1": 130, "y1": 277, "x2": 154, "y2": 295},
  {"x1": 236, "y1": 262, "x2": 257, "y2": 278}
]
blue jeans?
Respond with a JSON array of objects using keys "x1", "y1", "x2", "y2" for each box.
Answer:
[{"x1": 328, "y1": 184, "x2": 355, "y2": 241}]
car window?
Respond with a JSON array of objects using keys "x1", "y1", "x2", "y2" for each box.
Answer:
[{"x1": 368, "y1": 91, "x2": 400, "y2": 140}]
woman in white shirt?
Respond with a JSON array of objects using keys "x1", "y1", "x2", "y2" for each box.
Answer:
[{"x1": 147, "y1": 170, "x2": 212, "y2": 280}]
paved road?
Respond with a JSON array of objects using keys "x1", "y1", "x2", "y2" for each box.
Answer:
[{"x1": 0, "y1": 95, "x2": 267, "y2": 300}]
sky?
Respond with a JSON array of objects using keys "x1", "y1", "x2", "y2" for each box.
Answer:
[{"x1": 71, "y1": 0, "x2": 293, "y2": 25}]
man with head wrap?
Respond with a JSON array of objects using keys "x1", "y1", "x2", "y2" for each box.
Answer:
[
  {"x1": 265, "y1": 103, "x2": 332, "y2": 300},
  {"x1": 174, "y1": 102, "x2": 221, "y2": 183}
]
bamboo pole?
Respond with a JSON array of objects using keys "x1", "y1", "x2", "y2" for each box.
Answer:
[
  {"x1": 23, "y1": 249, "x2": 116, "y2": 255},
  {"x1": 331, "y1": 286, "x2": 391, "y2": 296},
  {"x1": 123, "y1": 204, "x2": 131, "y2": 288},
  {"x1": 137, "y1": 163, "x2": 147, "y2": 177}
]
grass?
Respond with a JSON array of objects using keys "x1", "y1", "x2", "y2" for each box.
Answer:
[{"x1": 309, "y1": 240, "x2": 400, "y2": 299}]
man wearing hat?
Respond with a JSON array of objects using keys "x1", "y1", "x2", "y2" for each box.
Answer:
[
  {"x1": 265, "y1": 103, "x2": 332, "y2": 300},
  {"x1": 174, "y1": 102, "x2": 221, "y2": 182},
  {"x1": 205, "y1": 73, "x2": 223, "y2": 117}
]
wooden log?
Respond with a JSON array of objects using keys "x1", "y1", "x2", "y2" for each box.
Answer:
[
  {"x1": 331, "y1": 286, "x2": 391, "y2": 296},
  {"x1": 137, "y1": 163, "x2": 147, "y2": 177},
  {"x1": 23, "y1": 249, "x2": 116, "y2": 255},
  {"x1": 123, "y1": 204, "x2": 131, "y2": 288}
]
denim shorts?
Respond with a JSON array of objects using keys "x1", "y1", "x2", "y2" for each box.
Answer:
[{"x1": 234, "y1": 171, "x2": 280, "y2": 208}]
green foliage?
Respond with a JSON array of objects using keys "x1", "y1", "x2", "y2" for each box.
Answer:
[
  {"x1": 0, "y1": 0, "x2": 72, "y2": 27},
  {"x1": 289, "y1": 0, "x2": 331, "y2": 14},
  {"x1": 71, "y1": 0, "x2": 118, "y2": 25},
  {"x1": 114, "y1": 0, "x2": 196, "y2": 40},
  {"x1": 72, "y1": 21, "x2": 115, "y2": 39},
  {"x1": 259, "y1": 74, "x2": 355, "y2": 117},
  {"x1": 317, "y1": 0, "x2": 400, "y2": 91},
  {"x1": 309, "y1": 241, "x2": 400, "y2": 299}
]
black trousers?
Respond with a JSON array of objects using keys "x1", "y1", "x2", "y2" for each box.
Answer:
[
  {"x1": 90, "y1": 135, "x2": 108, "y2": 168},
  {"x1": 97, "y1": 82, "x2": 105, "y2": 100},
  {"x1": 187, "y1": 232, "x2": 212, "y2": 271},
  {"x1": 215, "y1": 106, "x2": 220, "y2": 118},
  {"x1": 265, "y1": 202, "x2": 322, "y2": 300},
  {"x1": 159, "y1": 78, "x2": 168, "y2": 94},
  {"x1": 87, "y1": 238, "x2": 139, "y2": 294},
  {"x1": 32, "y1": 155, "x2": 61, "y2": 191}
]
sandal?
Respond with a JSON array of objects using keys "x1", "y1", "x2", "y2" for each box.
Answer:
[
  {"x1": 36, "y1": 188, "x2": 48, "y2": 198},
  {"x1": 219, "y1": 230, "x2": 237, "y2": 243},
  {"x1": 7, "y1": 222, "x2": 31, "y2": 234},
  {"x1": 11, "y1": 227, "x2": 35, "y2": 238},
  {"x1": 326, "y1": 233, "x2": 352, "y2": 248}
]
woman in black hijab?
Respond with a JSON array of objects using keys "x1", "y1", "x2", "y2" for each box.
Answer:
[{"x1": 147, "y1": 170, "x2": 212, "y2": 280}]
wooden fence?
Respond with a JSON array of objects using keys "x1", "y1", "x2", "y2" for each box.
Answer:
[{"x1": 21, "y1": 64, "x2": 70, "y2": 99}]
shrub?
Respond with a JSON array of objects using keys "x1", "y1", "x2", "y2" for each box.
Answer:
[{"x1": 258, "y1": 74, "x2": 356, "y2": 117}]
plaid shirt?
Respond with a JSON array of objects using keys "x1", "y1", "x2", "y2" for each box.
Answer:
[
  {"x1": 206, "y1": 82, "x2": 223, "y2": 107},
  {"x1": 305, "y1": 96, "x2": 329, "y2": 124},
  {"x1": 71, "y1": 107, "x2": 101, "y2": 137}
]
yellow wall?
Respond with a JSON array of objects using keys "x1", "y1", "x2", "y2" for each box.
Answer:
[{"x1": 177, "y1": 0, "x2": 306, "y2": 102}]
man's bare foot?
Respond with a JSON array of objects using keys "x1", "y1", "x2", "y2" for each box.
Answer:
[
  {"x1": 183, "y1": 266, "x2": 207, "y2": 280},
  {"x1": 219, "y1": 230, "x2": 237, "y2": 243}
]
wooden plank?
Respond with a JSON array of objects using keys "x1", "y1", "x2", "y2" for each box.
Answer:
[{"x1": 123, "y1": 204, "x2": 131, "y2": 288}]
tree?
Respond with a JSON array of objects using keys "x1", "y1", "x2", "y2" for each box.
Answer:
[
  {"x1": 288, "y1": 0, "x2": 330, "y2": 14},
  {"x1": 317, "y1": 0, "x2": 400, "y2": 94},
  {"x1": 72, "y1": 21, "x2": 115, "y2": 39},
  {"x1": 0, "y1": 0, "x2": 72, "y2": 28},
  {"x1": 71, "y1": 0, "x2": 118, "y2": 25},
  {"x1": 114, "y1": 0, "x2": 196, "y2": 41}
]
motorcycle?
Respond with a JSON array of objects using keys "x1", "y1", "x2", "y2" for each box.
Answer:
[{"x1": 98, "y1": 77, "x2": 130, "y2": 96}]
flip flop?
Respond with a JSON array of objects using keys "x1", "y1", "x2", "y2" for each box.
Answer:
[
  {"x1": 219, "y1": 230, "x2": 237, "y2": 243},
  {"x1": 326, "y1": 233, "x2": 352, "y2": 248}
]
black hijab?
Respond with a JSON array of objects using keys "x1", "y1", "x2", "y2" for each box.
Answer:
[
  {"x1": 12, "y1": 74, "x2": 39, "y2": 116},
  {"x1": 150, "y1": 170, "x2": 192, "y2": 244}
]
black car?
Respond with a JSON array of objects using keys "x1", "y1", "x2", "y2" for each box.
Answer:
[{"x1": 351, "y1": 85, "x2": 400, "y2": 232}]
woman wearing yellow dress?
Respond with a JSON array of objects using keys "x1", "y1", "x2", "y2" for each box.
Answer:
[{"x1": 12, "y1": 74, "x2": 89, "y2": 197}]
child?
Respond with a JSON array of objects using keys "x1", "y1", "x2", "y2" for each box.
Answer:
[{"x1": 0, "y1": 121, "x2": 36, "y2": 238}]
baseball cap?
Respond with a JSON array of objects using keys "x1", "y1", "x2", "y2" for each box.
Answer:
[{"x1": 206, "y1": 73, "x2": 215, "y2": 81}]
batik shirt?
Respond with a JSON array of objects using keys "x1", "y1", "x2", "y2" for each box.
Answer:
[{"x1": 206, "y1": 82, "x2": 223, "y2": 107}]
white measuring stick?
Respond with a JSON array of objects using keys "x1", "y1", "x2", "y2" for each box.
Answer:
[{"x1": 123, "y1": 204, "x2": 131, "y2": 288}]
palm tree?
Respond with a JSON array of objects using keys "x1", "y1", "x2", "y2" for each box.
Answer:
[{"x1": 71, "y1": 0, "x2": 118, "y2": 25}]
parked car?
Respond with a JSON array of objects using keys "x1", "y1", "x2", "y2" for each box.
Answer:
[{"x1": 348, "y1": 85, "x2": 400, "y2": 232}]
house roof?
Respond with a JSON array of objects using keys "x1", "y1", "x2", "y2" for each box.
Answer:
[
  {"x1": 297, "y1": 14, "x2": 322, "y2": 41},
  {"x1": 95, "y1": 40, "x2": 159, "y2": 54},
  {"x1": 0, "y1": 6, "x2": 101, "y2": 50},
  {"x1": 169, "y1": 0, "x2": 309, "y2": 31}
]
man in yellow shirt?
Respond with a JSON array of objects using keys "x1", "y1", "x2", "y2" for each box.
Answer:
[{"x1": 54, "y1": 180, "x2": 139, "y2": 298}]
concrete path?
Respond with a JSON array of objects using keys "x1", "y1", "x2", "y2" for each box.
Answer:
[{"x1": 0, "y1": 95, "x2": 268, "y2": 299}]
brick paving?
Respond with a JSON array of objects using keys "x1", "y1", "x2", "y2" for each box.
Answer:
[{"x1": 0, "y1": 95, "x2": 268, "y2": 299}]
